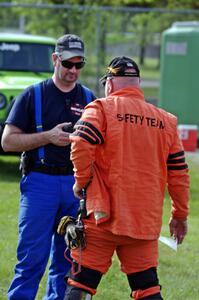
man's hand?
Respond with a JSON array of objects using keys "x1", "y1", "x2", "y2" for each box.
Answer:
[
  {"x1": 73, "y1": 182, "x2": 82, "y2": 199},
  {"x1": 47, "y1": 122, "x2": 72, "y2": 146},
  {"x1": 169, "y1": 217, "x2": 188, "y2": 244}
]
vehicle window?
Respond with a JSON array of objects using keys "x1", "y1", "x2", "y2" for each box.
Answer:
[{"x1": 0, "y1": 42, "x2": 54, "y2": 72}]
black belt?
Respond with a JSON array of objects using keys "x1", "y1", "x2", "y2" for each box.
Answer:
[{"x1": 31, "y1": 164, "x2": 74, "y2": 175}]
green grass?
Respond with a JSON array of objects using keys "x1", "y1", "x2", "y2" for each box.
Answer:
[{"x1": 0, "y1": 152, "x2": 198, "y2": 299}]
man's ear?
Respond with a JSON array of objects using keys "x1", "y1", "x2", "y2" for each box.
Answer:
[
  {"x1": 52, "y1": 53, "x2": 58, "y2": 66},
  {"x1": 107, "y1": 78, "x2": 113, "y2": 95}
]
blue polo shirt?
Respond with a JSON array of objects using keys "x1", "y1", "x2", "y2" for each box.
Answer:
[{"x1": 6, "y1": 78, "x2": 95, "y2": 166}]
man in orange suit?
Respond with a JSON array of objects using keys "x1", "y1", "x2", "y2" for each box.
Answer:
[{"x1": 64, "y1": 56, "x2": 190, "y2": 299}]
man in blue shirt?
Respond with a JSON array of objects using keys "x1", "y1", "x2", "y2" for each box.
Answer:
[{"x1": 1, "y1": 34, "x2": 95, "y2": 300}]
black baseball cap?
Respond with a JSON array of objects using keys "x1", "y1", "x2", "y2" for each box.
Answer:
[
  {"x1": 100, "y1": 56, "x2": 140, "y2": 85},
  {"x1": 55, "y1": 34, "x2": 85, "y2": 60}
]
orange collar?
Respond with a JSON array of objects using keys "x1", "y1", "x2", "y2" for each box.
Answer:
[{"x1": 110, "y1": 86, "x2": 145, "y2": 101}]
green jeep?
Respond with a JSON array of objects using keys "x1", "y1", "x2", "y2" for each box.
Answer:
[{"x1": 0, "y1": 32, "x2": 56, "y2": 153}]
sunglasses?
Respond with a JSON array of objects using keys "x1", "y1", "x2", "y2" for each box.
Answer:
[{"x1": 60, "y1": 59, "x2": 85, "y2": 69}]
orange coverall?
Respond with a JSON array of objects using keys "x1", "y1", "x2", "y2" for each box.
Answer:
[{"x1": 70, "y1": 86, "x2": 189, "y2": 275}]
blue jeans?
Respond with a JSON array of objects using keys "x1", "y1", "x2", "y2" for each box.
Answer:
[{"x1": 8, "y1": 172, "x2": 79, "y2": 300}]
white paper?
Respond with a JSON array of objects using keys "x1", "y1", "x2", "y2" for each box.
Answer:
[{"x1": 159, "y1": 236, "x2": 177, "y2": 251}]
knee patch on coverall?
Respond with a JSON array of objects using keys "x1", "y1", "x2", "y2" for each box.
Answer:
[
  {"x1": 65, "y1": 265, "x2": 103, "y2": 299},
  {"x1": 127, "y1": 267, "x2": 163, "y2": 299}
]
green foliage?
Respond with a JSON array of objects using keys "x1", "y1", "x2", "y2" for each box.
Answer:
[
  {"x1": 0, "y1": 152, "x2": 199, "y2": 299},
  {"x1": 1, "y1": 1, "x2": 199, "y2": 76}
]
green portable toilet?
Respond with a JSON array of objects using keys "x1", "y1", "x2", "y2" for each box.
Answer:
[{"x1": 159, "y1": 21, "x2": 199, "y2": 129}]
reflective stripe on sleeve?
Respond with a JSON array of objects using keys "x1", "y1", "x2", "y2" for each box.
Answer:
[
  {"x1": 73, "y1": 120, "x2": 104, "y2": 145},
  {"x1": 167, "y1": 151, "x2": 188, "y2": 171}
]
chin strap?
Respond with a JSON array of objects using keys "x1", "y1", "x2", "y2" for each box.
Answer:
[
  {"x1": 57, "y1": 189, "x2": 88, "y2": 275},
  {"x1": 57, "y1": 215, "x2": 86, "y2": 250}
]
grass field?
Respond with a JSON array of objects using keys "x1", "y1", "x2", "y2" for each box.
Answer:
[{"x1": 0, "y1": 152, "x2": 199, "y2": 300}]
